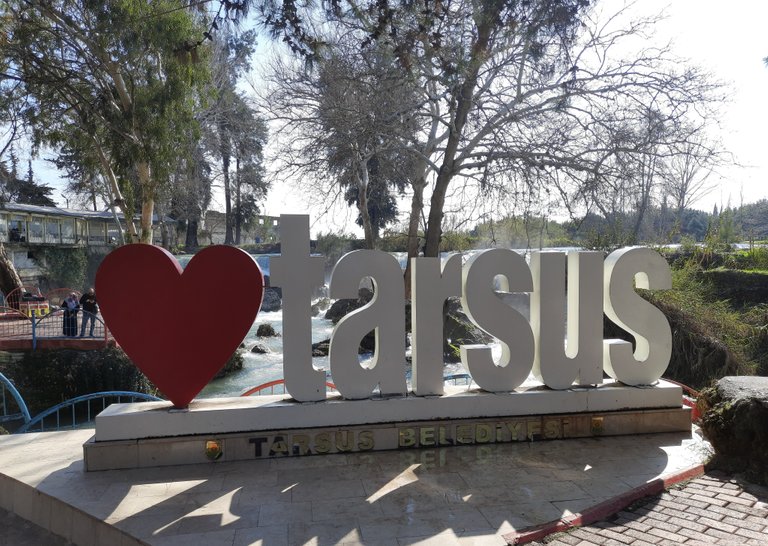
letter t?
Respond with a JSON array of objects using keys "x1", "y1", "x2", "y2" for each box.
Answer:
[{"x1": 270, "y1": 215, "x2": 326, "y2": 401}]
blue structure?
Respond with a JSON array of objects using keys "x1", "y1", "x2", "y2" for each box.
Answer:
[{"x1": 0, "y1": 370, "x2": 163, "y2": 433}]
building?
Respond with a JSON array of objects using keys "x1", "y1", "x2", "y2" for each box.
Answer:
[
  {"x1": 202, "y1": 211, "x2": 280, "y2": 245},
  {"x1": 0, "y1": 203, "x2": 160, "y2": 247},
  {"x1": 0, "y1": 203, "x2": 163, "y2": 286}
]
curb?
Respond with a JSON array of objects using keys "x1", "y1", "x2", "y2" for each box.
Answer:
[{"x1": 503, "y1": 463, "x2": 706, "y2": 545}]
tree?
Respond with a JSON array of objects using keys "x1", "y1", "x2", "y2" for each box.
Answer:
[
  {"x1": 230, "y1": 96, "x2": 268, "y2": 245},
  {"x1": 166, "y1": 141, "x2": 213, "y2": 251},
  {"x1": 202, "y1": 29, "x2": 266, "y2": 245},
  {"x1": 663, "y1": 134, "x2": 722, "y2": 227},
  {"x1": 264, "y1": 32, "x2": 420, "y2": 249},
  {"x1": 2, "y1": 0, "x2": 209, "y2": 243},
  {"x1": 0, "y1": 158, "x2": 56, "y2": 206},
  {"x1": 286, "y1": 2, "x2": 724, "y2": 262}
]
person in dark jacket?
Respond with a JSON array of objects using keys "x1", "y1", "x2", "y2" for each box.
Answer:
[
  {"x1": 61, "y1": 292, "x2": 79, "y2": 336},
  {"x1": 79, "y1": 288, "x2": 98, "y2": 337}
]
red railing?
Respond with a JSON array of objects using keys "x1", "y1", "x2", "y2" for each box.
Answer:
[
  {"x1": 44, "y1": 288, "x2": 82, "y2": 307},
  {"x1": 241, "y1": 379, "x2": 337, "y2": 396}
]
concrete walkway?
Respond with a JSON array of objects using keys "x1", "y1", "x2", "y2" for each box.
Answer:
[
  {"x1": 0, "y1": 427, "x2": 717, "y2": 545},
  {"x1": 528, "y1": 471, "x2": 768, "y2": 545}
]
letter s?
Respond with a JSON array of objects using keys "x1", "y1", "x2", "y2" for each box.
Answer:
[{"x1": 603, "y1": 247, "x2": 672, "y2": 385}]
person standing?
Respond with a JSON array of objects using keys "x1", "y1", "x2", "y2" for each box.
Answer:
[
  {"x1": 61, "y1": 292, "x2": 79, "y2": 336},
  {"x1": 79, "y1": 288, "x2": 98, "y2": 337}
]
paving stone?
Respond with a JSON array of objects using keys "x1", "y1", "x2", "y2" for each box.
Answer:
[
  {"x1": 735, "y1": 528, "x2": 768, "y2": 541},
  {"x1": 698, "y1": 516, "x2": 738, "y2": 533},
  {"x1": 619, "y1": 528, "x2": 661, "y2": 544},
  {"x1": 595, "y1": 528, "x2": 633, "y2": 544},
  {"x1": 646, "y1": 527, "x2": 687, "y2": 543},
  {"x1": 715, "y1": 492, "x2": 757, "y2": 506}
]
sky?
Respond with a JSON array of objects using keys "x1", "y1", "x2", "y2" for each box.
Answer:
[
  {"x1": 648, "y1": 0, "x2": 768, "y2": 211},
  {"x1": 29, "y1": 0, "x2": 768, "y2": 235}
]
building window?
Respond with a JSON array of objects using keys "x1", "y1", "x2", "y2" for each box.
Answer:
[
  {"x1": 45, "y1": 219, "x2": 61, "y2": 244},
  {"x1": 28, "y1": 217, "x2": 44, "y2": 242},
  {"x1": 9, "y1": 216, "x2": 26, "y2": 242},
  {"x1": 61, "y1": 220, "x2": 75, "y2": 243}
]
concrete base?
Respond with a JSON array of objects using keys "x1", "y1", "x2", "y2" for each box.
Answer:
[
  {"x1": 85, "y1": 406, "x2": 691, "y2": 471},
  {"x1": 94, "y1": 380, "x2": 683, "y2": 442},
  {"x1": 85, "y1": 380, "x2": 689, "y2": 471}
]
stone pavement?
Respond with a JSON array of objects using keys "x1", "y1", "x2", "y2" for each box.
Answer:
[
  {"x1": 528, "y1": 471, "x2": 768, "y2": 545},
  {"x1": 0, "y1": 427, "x2": 736, "y2": 545}
]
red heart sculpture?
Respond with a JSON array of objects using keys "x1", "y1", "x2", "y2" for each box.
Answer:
[{"x1": 96, "y1": 245, "x2": 264, "y2": 408}]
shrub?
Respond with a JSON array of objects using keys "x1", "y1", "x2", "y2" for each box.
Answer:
[{"x1": 2, "y1": 346, "x2": 155, "y2": 415}]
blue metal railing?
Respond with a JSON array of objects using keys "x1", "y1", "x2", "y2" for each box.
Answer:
[
  {"x1": 0, "y1": 371, "x2": 32, "y2": 426},
  {"x1": 16, "y1": 391, "x2": 164, "y2": 433},
  {"x1": 3, "y1": 370, "x2": 164, "y2": 433}
]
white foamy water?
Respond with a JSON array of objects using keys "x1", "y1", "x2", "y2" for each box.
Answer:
[{"x1": 199, "y1": 308, "x2": 335, "y2": 398}]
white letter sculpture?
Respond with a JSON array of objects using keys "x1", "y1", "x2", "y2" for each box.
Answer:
[
  {"x1": 460, "y1": 249, "x2": 534, "y2": 391},
  {"x1": 411, "y1": 255, "x2": 463, "y2": 395},
  {"x1": 329, "y1": 250, "x2": 407, "y2": 399},
  {"x1": 603, "y1": 247, "x2": 673, "y2": 386},
  {"x1": 270, "y1": 215, "x2": 327, "y2": 401},
  {"x1": 531, "y1": 251, "x2": 604, "y2": 389}
]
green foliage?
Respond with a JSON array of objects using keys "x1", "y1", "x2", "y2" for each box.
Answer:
[
  {"x1": 474, "y1": 215, "x2": 575, "y2": 249},
  {"x1": 2, "y1": 346, "x2": 156, "y2": 416},
  {"x1": 725, "y1": 247, "x2": 768, "y2": 272},
  {"x1": 4, "y1": 0, "x2": 211, "y2": 240},
  {"x1": 645, "y1": 259, "x2": 766, "y2": 388},
  {"x1": 36, "y1": 247, "x2": 88, "y2": 290},
  {"x1": 315, "y1": 231, "x2": 359, "y2": 269},
  {"x1": 378, "y1": 231, "x2": 410, "y2": 252},
  {"x1": 439, "y1": 231, "x2": 477, "y2": 252}
]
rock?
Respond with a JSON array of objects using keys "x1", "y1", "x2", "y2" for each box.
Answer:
[
  {"x1": 311, "y1": 335, "x2": 375, "y2": 356},
  {"x1": 250, "y1": 343, "x2": 270, "y2": 354},
  {"x1": 312, "y1": 340, "x2": 330, "y2": 357},
  {"x1": 260, "y1": 287, "x2": 282, "y2": 312},
  {"x1": 324, "y1": 288, "x2": 374, "y2": 323},
  {"x1": 214, "y1": 350, "x2": 244, "y2": 379},
  {"x1": 699, "y1": 376, "x2": 768, "y2": 485},
  {"x1": 443, "y1": 297, "x2": 491, "y2": 362},
  {"x1": 311, "y1": 297, "x2": 332, "y2": 317},
  {"x1": 256, "y1": 323, "x2": 280, "y2": 337}
]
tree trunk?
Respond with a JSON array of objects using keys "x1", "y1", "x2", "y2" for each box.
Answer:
[
  {"x1": 234, "y1": 156, "x2": 242, "y2": 245},
  {"x1": 423, "y1": 8, "x2": 495, "y2": 257},
  {"x1": 403, "y1": 177, "x2": 426, "y2": 299},
  {"x1": 357, "y1": 161, "x2": 375, "y2": 249},
  {"x1": 219, "y1": 121, "x2": 234, "y2": 245},
  {"x1": 137, "y1": 161, "x2": 154, "y2": 243},
  {"x1": 140, "y1": 198, "x2": 155, "y2": 244},
  {"x1": 185, "y1": 219, "x2": 199, "y2": 251},
  {"x1": 93, "y1": 137, "x2": 138, "y2": 241},
  {"x1": 0, "y1": 243, "x2": 23, "y2": 298}
]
